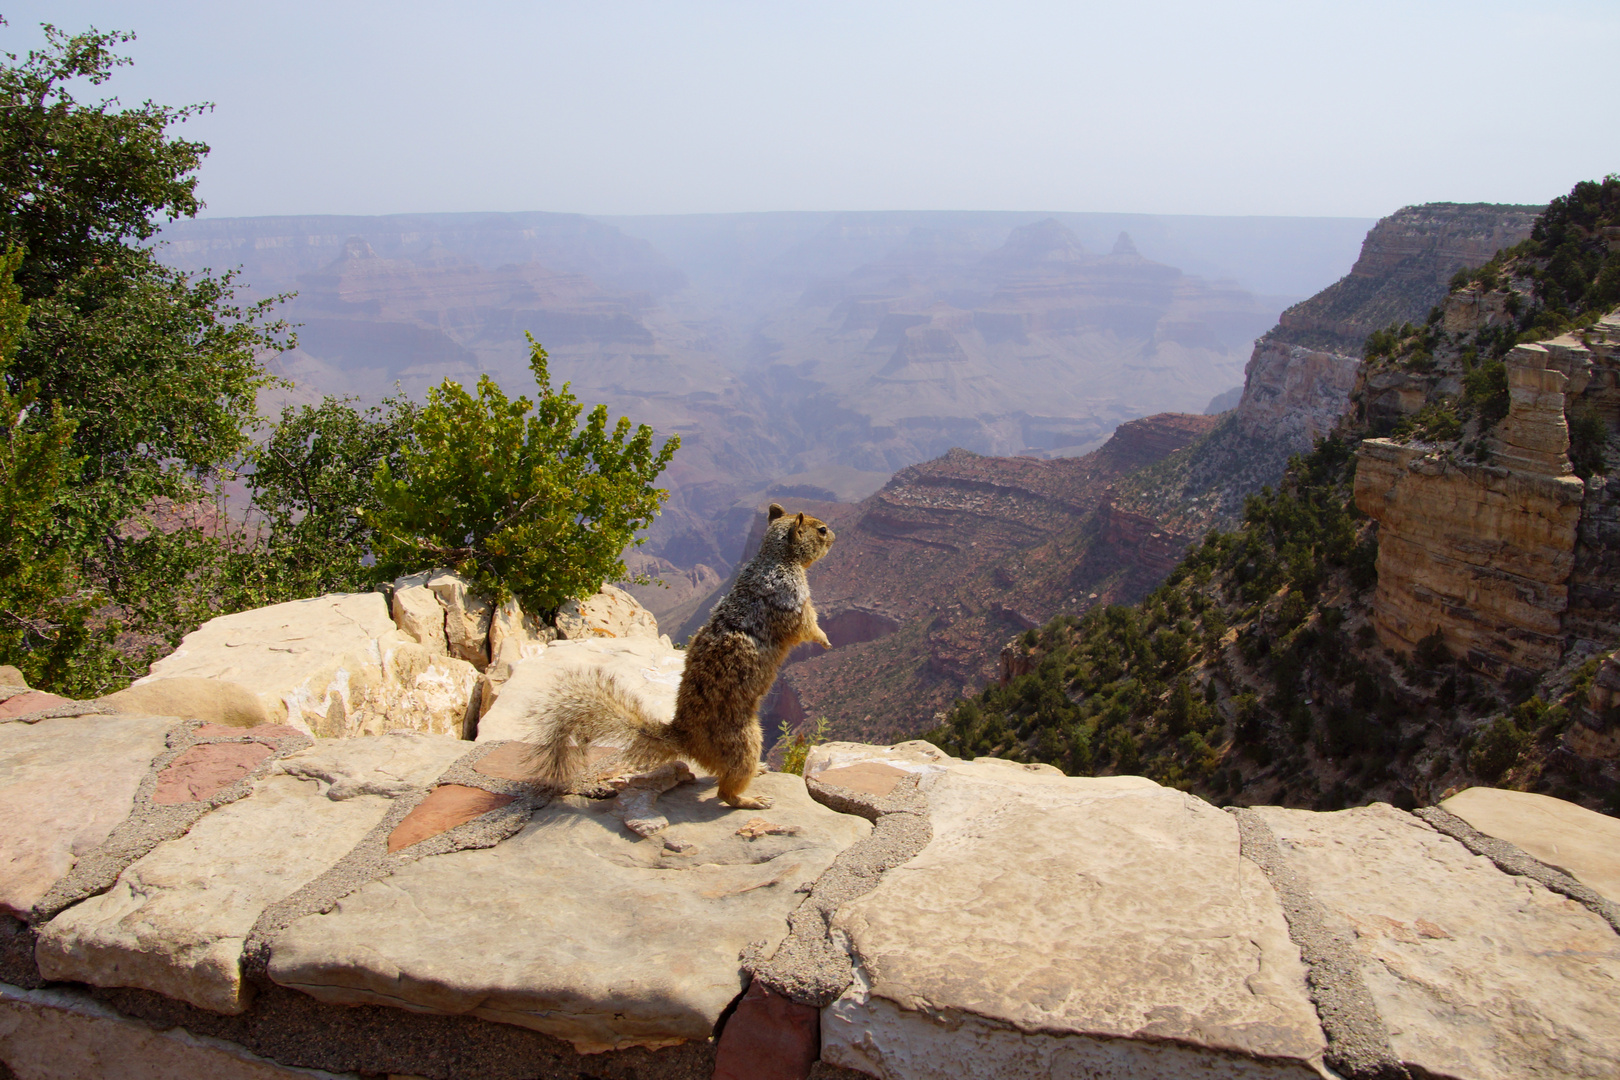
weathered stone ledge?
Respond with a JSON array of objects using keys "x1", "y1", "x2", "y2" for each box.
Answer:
[{"x1": 4, "y1": 611, "x2": 1619, "y2": 1079}]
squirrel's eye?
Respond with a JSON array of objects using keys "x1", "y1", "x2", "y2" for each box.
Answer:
[{"x1": 817, "y1": 526, "x2": 827, "y2": 534}]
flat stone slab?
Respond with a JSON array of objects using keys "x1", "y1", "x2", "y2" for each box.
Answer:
[
  {"x1": 267, "y1": 771, "x2": 869, "y2": 1053},
  {"x1": 822, "y1": 754, "x2": 1327, "y2": 1080},
  {"x1": 1254, "y1": 803, "x2": 1620, "y2": 1080},
  {"x1": 475, "y1": 636, "x2": 686, "y2": 743},
  {"x1": 36, "y1": 734, "x2": 469, "y2": 1015},
  {"x1": 0, "y1": 713, "x2": 173, "y2": 919},
  {"x1": 805, "y1": 740, "x2": 953, "y2": 783},
  {"x1": 1441, "y1": 785, "x2": 1620, "y2": 904},
  {"x1": 388, "y1": 785, "x2": 515, "y2": 852},
  {"x1": 153, "y1": 742, "x2": 275, "y2": 805}
]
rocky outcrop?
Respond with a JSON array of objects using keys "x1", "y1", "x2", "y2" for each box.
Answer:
[
  {"x1": 1093, "y1": 501, "x2": 1196, "y2": 578},
  {"x1": 1353, "y1": 439, "x2": 1585, "y2": 673},
  {"x1": 1103, "y1": 202, "x2": 1539, "y2": 561},
  {"x1": 1234, "y1": 340, "x2": 1361, "y2": 446},
  {"x1": 1355, "y1": 313, "x2": 1620, "y2": 675},
  {"x1": 132, "y1": 576, "x2": 664, "y2": 741},
  {"x1": 142, "y1": 593, "x2": 480, "y2": 738},
  {"x1": 1273, "y1": 203, "x2": 1539, "y2": 355}
]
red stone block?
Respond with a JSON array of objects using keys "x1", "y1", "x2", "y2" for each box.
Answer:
[
  {"x1": 812, "y1": 762, "x2": 906, "y2": 797},
  {"x1": 152, "y1": 742, "x2": 274, "y2": 804},
  {"x1": 388, "y1": 785, "x2": 515, "y2": 852},
  {"x1": 192, "y1": 722, "x2": 302, "y2": 742},
  {"x1": 0, "y1": 691, "x2": 72, "y2": 720},
  {"x1": 713, "y1": 981, "x2": 819, "y2": 1080}
]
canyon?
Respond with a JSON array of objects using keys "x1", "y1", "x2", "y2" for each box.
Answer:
[
  {"x1": 765, "y1": 202, "x2": 1542, "y2": 739},
  {"x1": 157, "y1": 210, "x2": 1367, "y2": 584}
]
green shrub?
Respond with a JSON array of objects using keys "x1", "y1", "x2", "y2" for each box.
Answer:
[
  {"x1": 1468, "y1": 716, "x2": 1531, "y2": 782},
  {"x1": 1463, "y1": 360, "x2": 1510, "y2": 428},
  {"x1": 1568, "y1": 402, "x2": 1607, "y2": 478},
  {"x1": 0, "y1": 248, "x2": 124, "y2": 693},
  {"x1": 369, "y1": 338, "x2": 678, "y2": 614},
  {"x1": 1414, "y1": 628, "x2": 1450, "y2": 669},
  {"x1": 775, "y1": 716, "x2": 831, "y2": 776},
  {"x1": 246, "y1": 394, "x2": 419, "y2": 597}
]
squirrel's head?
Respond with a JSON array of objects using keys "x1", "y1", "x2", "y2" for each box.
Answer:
[{"x1": 764, "y1": 502, "x2": 835, "y2": 567}]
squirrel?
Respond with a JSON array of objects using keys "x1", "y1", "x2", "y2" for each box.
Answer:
[{"x1": 526, "y1": 503, "x2": 836, "y2": 810}]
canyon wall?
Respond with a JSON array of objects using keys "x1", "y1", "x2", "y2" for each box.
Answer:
[
  {"x1": 1111, "y1": 202, "x2": 1539, "y2": 543},
  {"x1": 1355, "y1": 313, "x2": 1620, "y2": 675}
]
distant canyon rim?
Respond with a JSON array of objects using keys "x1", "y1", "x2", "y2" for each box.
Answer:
[{"x1": 157, "y1": 209, "x2": 1372, "y2": 593}]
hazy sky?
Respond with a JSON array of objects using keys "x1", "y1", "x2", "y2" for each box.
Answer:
[{"x1": 8, "y1": 1, "x2": 1617, "y2": 220}]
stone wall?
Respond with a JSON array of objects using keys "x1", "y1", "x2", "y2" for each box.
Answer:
[{"x1": 5, "y1": 707, "x2": 1616, "y2": 1080}]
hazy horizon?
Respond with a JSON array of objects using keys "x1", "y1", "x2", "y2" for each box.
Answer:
[{"x1": 7, "y1": 2, "x2": 1614, "y2": 222}]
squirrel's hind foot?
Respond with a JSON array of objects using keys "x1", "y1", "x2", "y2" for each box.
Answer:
[{"x1": 722, "y1": 793, "x2": 775, "y2": 810}]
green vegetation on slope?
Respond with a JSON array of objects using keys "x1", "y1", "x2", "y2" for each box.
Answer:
[
  {"x1": 929, "y1": 178, "x2": 1620, "y2": 814},
  {"x1": 929, "y1": 437, "x2": 1601, "y2": 810}
]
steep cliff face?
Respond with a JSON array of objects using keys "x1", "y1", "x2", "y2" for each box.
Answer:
[
  {"x1": 929, "y1": 180, "x2": 1620, "y2": 815},
  {"x1": 1353, "y1": 439, "x2": 1586, "y2": 674},
  {"x1": 766, "y1": 203, "x2": 1545, "y2": 742},
  {"x1": 1355, "y1": 312, "x2": 1620, "y2": 676},
  {"x1": 1107, "y1": 202, "x2": 1539, "y2": 543},
  {"x1": 1272, "y1": 203, "x2": 1542, "y2": 354}
]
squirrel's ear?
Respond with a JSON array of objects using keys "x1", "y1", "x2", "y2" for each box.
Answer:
[
  {"x1": 795, "y1": 512, "x2": 805, "y2": 527},
  {"x1": 768, "y1": 503, "x2": 785, "y2": 521}
]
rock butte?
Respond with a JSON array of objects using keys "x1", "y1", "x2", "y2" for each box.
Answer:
[
  {"x1": 1355, "y1": 312, "x2": 1620, "y2": 678},
  {"x1": 2, "y1": 577, "x2": 1616, "y2": 1080}
]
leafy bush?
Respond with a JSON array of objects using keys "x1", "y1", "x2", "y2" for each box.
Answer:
[
  {"x1": 1567, "y1": 402, "x2": 1607, "y2": 479},
  {"x1": 1414, "y1": 628, "x2": 1451, "y2": 669},
  {"x1": 369, "y1": 338, "x2": 679, "y2": 614},
  {"x1": 775, "y1": 716, "x2": 831, "y2": 776},
  {"x1": 1392, "y1": 402, "x2": 1462, "y2": 443},
  {"x1": 246, "y1": 395, "x2": 419, "y2": 596},
  {"x1": 1468, "y1": 715, "x2": 1530, "y2": 782},
  {"x1": 0, "y1": 248, "x2": 122, "y2": 692},
  {"x1": 0, "y1": 27, "x2": 288, "y2": 692}
]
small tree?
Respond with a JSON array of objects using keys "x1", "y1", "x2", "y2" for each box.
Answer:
[
  {"x1": 245, "y1": 394, "x2": 419, "y2": 598},
  {"x1": 369, "y1": 337, "x2": 679, "y2": 613},
  {"x1": 0, "y1": 246, "x2": 117, "y2": 690}
]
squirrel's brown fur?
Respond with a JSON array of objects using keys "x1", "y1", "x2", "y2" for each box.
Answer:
[{"x1": 526, "y1": 503, "x2": 835, "y2": 809}]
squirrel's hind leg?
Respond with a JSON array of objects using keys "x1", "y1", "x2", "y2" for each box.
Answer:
[
  {"x1": 718, "y1": 769, "x2": 774, "y2": 810},
  {"x1": 716, "y1": 719, "x2": 772, "y2": 808}
]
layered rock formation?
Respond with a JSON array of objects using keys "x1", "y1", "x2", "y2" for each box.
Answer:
[
  {"x1": 1272, "y1": 202, "x2": 1541, "y2": 354},
  {"x1": 1110, "y1": 202, "x2": 1540, "y2": 541},
  {"x1": 751, "y1": 203, "x2": 1543, "y2": 741},
  {"x1": 1354, "y1": 312, "x2": 1620, "y2": 675},
  {"x1": 1354, "y1": 439, "x2": 1584, "y2": 672}
]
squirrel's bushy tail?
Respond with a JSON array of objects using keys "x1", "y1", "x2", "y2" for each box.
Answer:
[{"x1": 524, "y1": 667, "x2": 678, "y2": 789}]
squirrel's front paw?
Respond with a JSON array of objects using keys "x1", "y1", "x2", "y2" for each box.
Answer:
[{"x1": 814, "y1": 633, "x2": 832, "y2": 649}]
